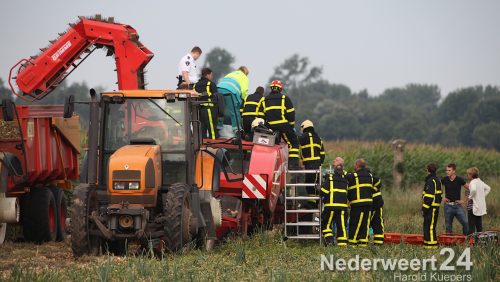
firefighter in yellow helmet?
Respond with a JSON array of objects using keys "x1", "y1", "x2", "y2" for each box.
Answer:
[
  {"x1": 260, "y1": 80, "x2": 300, "y2": 169},
  {"x1": 299, "y1": 120, "x2": 326, "y2": 208}
]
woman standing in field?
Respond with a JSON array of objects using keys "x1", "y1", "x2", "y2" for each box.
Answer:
[{"x1": 465, "y1": 167, "x2": 491, "y2": 234}]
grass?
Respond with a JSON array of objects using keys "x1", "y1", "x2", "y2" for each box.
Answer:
[{"x1": 1, "y1": 141, "x2": 499, "y2": 281}]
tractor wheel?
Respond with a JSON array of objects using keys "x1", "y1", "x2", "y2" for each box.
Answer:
[
  {"x1": 70, "y1": 185, "x2": 101, "y2": 257},
  {"x1": 0, "y1": 223, "x2": 6, "y2": 244},
  {"x1": 163, "y1": 183, "x2": 193, "y2": 252},
  {"x1": 22, "y1": 187, "x2": 57, "y2": 243},
  {"x1": 106, "y1": 240, "x2": 127, "y2": 256},
  {"x1": 49, "y1": 185, "x2": 67, "y2": 242},
  {"x1": 22, "y1": 188, "x2": 57, "y2": 243}
]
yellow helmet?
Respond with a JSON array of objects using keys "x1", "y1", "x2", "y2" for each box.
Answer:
[
  {"x1": 300, "y1": 120, "x2": 314, "y2": 131},
  {"x1": 251, "y1": 118, "x2": 265, "y2": 129}
]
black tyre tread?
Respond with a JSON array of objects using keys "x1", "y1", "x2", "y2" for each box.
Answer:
[
  {"x1": 49, "y1": 185, "x2": 67, "y2": 242},
  {"x1": 164, "y1": 183, "x2": 191, "y2": 252},
  {"x1": 70, "y1": 185, "x2": 99, "y2": 257},
  {"x1": 23, "y1": 187, "x2": 57, "y2": 243}
]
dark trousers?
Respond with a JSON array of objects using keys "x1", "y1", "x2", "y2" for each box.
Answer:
[
  {"x1": 348, "y1": 205, "x2": 371, "y2": 246},
  {"x1": 444, "y1": 204, "x2": 468, "y2": 235},
  {"x1": 242, "y1": 116, "x2": 255, "y2": 135},
  {"x1": 304, "y1": 161, "x2": 321, "y2": 208},
  {"x1": 370, "y1": 206, "x2": 384, "y2": 244},
  {"x1": 200, "y1": 106, "x2": 218, "y2": 139},
  {"x1": 268, "y1": 123, "x2": 300, "y2": 168},
  {"x1": 321, "y1": 207, "x2": 348, "y2": 245},
  {"x1": 423, "y1": 208, "x2": 439, "y2": 248},
  {"x1": 467, "y1": 210, "x2": 483, "y2": 234}
]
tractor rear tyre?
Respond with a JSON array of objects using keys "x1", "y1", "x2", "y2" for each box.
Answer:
[
  {"x1": 22, "y1": 187, "x2": 57, "y2": 243},
  {"x1": 163, "y1": 183, "x2": 193, "y2": 252},
  {"x1": 70, "y1": 185, "x2": 101, "y2": 257},
  {"x1": 49, "y1": 185, "x2": 67, "y2": 242}
]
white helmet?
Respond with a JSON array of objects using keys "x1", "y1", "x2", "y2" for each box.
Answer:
[
  {"x1": 251, "y1": 118, "x2": 265, "y2": 129},
  {"x1": 301, "y1": 120, "x2": 314, "y2": 131}
]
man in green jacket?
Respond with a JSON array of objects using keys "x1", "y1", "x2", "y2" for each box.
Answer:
[{"x1": 217, "y1": 66, "x2": 249, "y2": 135}]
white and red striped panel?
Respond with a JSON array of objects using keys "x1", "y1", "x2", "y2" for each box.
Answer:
[{"x1": 242, "y1": 174, "x2": 267, "y2": 199}]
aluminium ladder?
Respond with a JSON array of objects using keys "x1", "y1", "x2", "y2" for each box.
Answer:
[{"x1": 283, "y1": 168, "x2": 323, "y2": 242}]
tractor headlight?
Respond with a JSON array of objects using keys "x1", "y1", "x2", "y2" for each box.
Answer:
[
  {"x1": 113, "y1": 182, "x2": 126, "y2": 190},
  {"x1": 128, "y1": 181, "x2": 140, "y2": 190}
]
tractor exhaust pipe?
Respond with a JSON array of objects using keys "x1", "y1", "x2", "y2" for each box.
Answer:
[{"x1": 87, "y1": 89, "x2": 99, "y2": 185}]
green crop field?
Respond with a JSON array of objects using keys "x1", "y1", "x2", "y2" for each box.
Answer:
[{"x1": 1, "y1": 141, "x2": 499, "y2": 281}]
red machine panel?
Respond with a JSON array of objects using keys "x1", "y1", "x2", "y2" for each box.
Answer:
[{"x1": 0, "y1": 105, "x2": 79, "y2": 191}]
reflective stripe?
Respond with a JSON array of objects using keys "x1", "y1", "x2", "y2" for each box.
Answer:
[
  {"x1": 422, "y1": 204, "x2": 430, "y2": 209},
  {"x1": 207, "y1": 107, "x2": 215, "y2": 139},
  {"x1": 302, "y1": 156, "x2": 321, "y2": 161},
  {"x1": 268, "y1": 119, "x2": 288, "y2": 125},
  {"x1": 430, "y1": 209, "x2": 436, "y2": 243},
  {"x1": 373, "y1": 192, "x2": 381, "y2": 197},
  {"x1": 324, "y1": 211, "x2": 334, "y2": 233},
  {"x1": 301, "y1": 143, "x2": 322, "y2": 149},
  {"x1": 286, "y1": 108, "x2": 294, "y2": 113},
  {"x1": 353, "y1": 212, "x2": 364, "y2": 242},
  {"x1": 350, "y1": 199, "x2": 373, "y2": 204},
  {"x1": 341, "y1": 210, "x2": 347, "y2": 239},
  {"x1": 365, "y1": 211, "x2": 372, "y2": 241},
  {"x1": 324, "y1": 203, "x2": 348, "y2": 207}
]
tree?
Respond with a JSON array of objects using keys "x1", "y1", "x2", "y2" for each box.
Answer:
[
  {"x1": 202, "y1": 47, "x2": 235, "y2": 83},
  {"x1": 472, "y1": 122, "x2": 500, "y2": 150}
]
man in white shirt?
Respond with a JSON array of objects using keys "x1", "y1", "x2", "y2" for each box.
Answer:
[
  {"x1": 177, "y1": 46, "x2": 202, "y2": 89},
  {"x1": 466, "y1": 167, "x2": 491, "y2": 234}
]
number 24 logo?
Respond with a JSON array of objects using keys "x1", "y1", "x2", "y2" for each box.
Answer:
[{"x1": 440, "y1": 248, "x2": 472, "y2": 271}]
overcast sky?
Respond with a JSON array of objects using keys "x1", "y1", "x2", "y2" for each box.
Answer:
[{"x1": 1, "y1": 0, "x2": 499, "y2": 97}]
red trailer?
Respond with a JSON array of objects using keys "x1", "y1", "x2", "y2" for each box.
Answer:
[{"x1": 0, "y1": 103, "x2": 80, "y2": 244}]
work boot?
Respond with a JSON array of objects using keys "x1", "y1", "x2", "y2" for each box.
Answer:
[{"x1": 324, "y1": 236, "x2": 335, "y2": 246}]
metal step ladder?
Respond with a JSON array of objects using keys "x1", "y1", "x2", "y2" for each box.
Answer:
[{"x1": 283, "y1": 168, "x2": 322, "y2": 241}]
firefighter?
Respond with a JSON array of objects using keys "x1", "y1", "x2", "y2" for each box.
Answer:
[
  {"x1": 422, "y1": 163, "x2": 443, "y2": 249},
  {"x1": 241, "y1": 86, "x2": 265, "y2": 136},
  {"x1": 346, "y1": 159, "x2": 376, "y2": 246},
  {"x1": 299, "y1": 119, "x2": 326, "y2": 208},
  {"x1": 194, "y1": 67, "x2": 218, "y2": 139},
  {"x1": 320, "y1": 157, "x2": 348, "y2": 246},
  {"x1": 260, "y1": 80, "x2": 300, "y2": 169},
  {"x1": 177, "y1": 46, "x2": 202, "y2": 89},
  {"x1": 370, "y1": 174, "x2": 384, "y2": 245},
  {"x1": 217, "y1": 66, "x2": 249, "y2": 135}
]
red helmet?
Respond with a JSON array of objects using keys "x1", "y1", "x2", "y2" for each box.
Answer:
[{"x1": 270, "y1": 80, "x2": 283, "y2": 91}]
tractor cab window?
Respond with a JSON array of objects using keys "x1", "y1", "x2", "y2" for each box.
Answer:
[
  {"x1": 103, "y1": 98, "x2": 186, "y2": 151},
  {"x1": 102, "y1": 98, "x2": 189, "y2": 186}
]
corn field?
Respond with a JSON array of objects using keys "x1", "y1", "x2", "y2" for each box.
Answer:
[{"x1": 324, "y1": 140, "x2": 500, "y2": 189}]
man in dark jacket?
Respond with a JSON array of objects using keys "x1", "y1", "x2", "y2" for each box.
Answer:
[
  {"x1": 346, "y1": 159, "x2": 376, "y2": 246},
  {"x1": 320, "y1": 157, "x2": 348, "y2": 246},
  {"x1": 370, "y1": 175, "x2": 384, "y2": 244},
  {"x1": 194, "y1": 68, "x2": 218, "y2": 139},
  {"x1": 422, "y1": 163, "x2": 443, "y2": 249},
  {"x1": 260, "y1": 80, "x2": 299, "y2": 169},
  {"x1": 241, "y1": 86, "x2": 265, "y2": 136},
  {"x1": 299, "y1": 120, "x2": 326, "y2": 208}
]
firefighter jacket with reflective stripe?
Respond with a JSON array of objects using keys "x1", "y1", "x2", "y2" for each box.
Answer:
[
  {"x1": 299, "y1": 128, "x2": 325, "y2": 163},
  {"x1": 260, "y1": 91, "x2": 295, "y2": 126},
  {"x1": 321, "y1": 172, "x2": 348, "y2": 208},
  {"x1": 194, "y1": 77, "x2": 218, "y2": 107},
  {"x1": 422, "y1": 174, "x2": 443, "y2": 210},
  {"x1": 241, "y1": 92, "x2": 264, "y2": 117},
  {"x1": 372, "y1": 176, "x2": 384, "y2": 208},
  {"x1": 346, "y1": 168, "x2": 375, "y2": 207}
]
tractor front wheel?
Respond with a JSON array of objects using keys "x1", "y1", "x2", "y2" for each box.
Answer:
[
  {"x1": 163, "y1": 183, "x2": 193, "y2": 252},
  {"x1": 70, "y1": 185, "x2": 101, "y2": 257}
]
